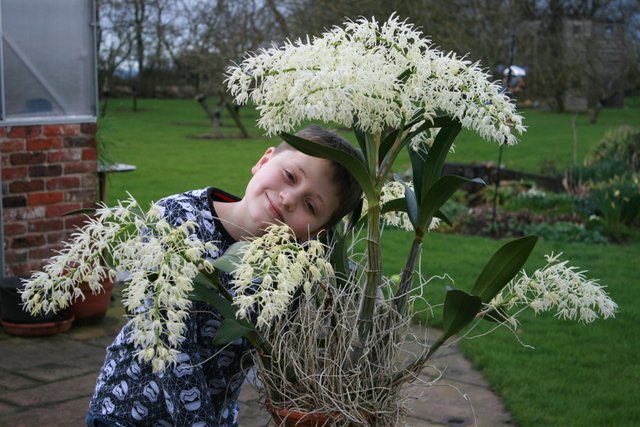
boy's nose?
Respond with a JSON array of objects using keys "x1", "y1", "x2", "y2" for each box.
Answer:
[{"x1": 279, "y1": 190, "x2": 297, "y2": 211}]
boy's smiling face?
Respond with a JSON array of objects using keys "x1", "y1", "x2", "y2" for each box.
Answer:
[{"x1": 241, "y1": 147, "x2": 340, "y2": 239}]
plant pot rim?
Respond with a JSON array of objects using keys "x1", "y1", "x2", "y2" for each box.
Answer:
[
  {"x1": 266, "y1": 400, "x2": 376, "y2": 426},
  {"x1": 0, "y1": 312, "x2": 75, "y2": 336}
]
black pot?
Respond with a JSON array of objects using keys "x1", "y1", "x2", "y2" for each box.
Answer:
[{"x1": 0, "y1": 275, "x2": 56, "y2": 324}]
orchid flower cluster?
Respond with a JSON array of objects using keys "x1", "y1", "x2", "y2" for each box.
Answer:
[
  {"x1": 489, "y1": 253, "x2": 618, "y2": 327},
  {"x1": 226, "y1": 14, "x2": 524, "y2": 145},
  {"x1": 20, "y1": 195, "x2": 217, "y2": 372},
  {"x1": 230, "y1": 224, "x2": 333, "y2": 330},
  {"x1": 20, "y1": 198, "x2": 334, "y2": 373}
]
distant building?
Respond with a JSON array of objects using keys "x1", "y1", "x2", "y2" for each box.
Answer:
[
  {"x1": 562, "y1": 19, "x2": 626, "y2": 111},
  {"x1": 518, "y1": 18, "x2": 626, "y2": 111}
]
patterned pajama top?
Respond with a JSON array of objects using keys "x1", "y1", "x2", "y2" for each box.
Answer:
[{"x1": 89, "y1": 188, "x2": 252, "y2": 427}]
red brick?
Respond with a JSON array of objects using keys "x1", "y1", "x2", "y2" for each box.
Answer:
[
  {"x1": 83, "y1": 201, "x2": 101, "y2": 210},
  {"x1": 81, "y1": 174, "x2": 99, "y2": 188},
  {"x1": 64, "y1": 215, "x2": 92, "y2": 230},
  {"x1": 12, "y1": 234, "x2": 46, "y2": 249},
  {"x1": 10, "y1": 152, "x2": 47, "y2": 165},
  {"x1": 81, "y1": 123, "x2": 97, "y2": 135},
  {"x1": 2, "y1": 166, "x2": 28, "y2": 180},
  {"x1": 28, "y1": 246, "x2": 59, "y2": 260},
  {"x1": 30, "y1": 164, "x2": 63, "y2": 177},
  {"x1": 48, "y1": 149, "x2": 82, "y2": 162},
  {"x1": 82, "y1": 148, "x2": 98, "y2": 161},
  {"x1": 64, "y1": 189, "x2": 97, "y2": 203},
  {"x1": 9, "y1": 180, "x2": 45, "y2": 193},
  {"x1": 7, "y1": 125, "x2": 42, "y2": 138},
  {"x1": 3, "y1": 222, "x2": 27, "y2": 236},
  {"x1": 46, "y1": 231, "x2": 71, "y2": 244},
  {"x1": 0, "y1": 127, "x2": 6, "y2": 137},
  {"x1": 4, "y1": 206, "x2": 46, "y2": 221},
  {"x1": 3, "y1": 195, "x2": 27, "y2": 208},
  {"x1": 28, "y1": 218, "x2": 64, "y2": 233},
  {"x1": 64, "y1": 162, "x2": 96, "y2": 174},
  {"x1": 9, "y1": 264, "x2": 32, "y2": 276},
  {"x1": 1, "y1": 139, "x2": 26, "y2": 153},
  {"x1": 46, "y1": 203, "x2": 82, "y2": 218},
  {"x1": 27, "y1": 137, "x2": 63, "y2": 151},
  {"x1": 43, "y1": 124, "x2": 80, "y2": 137},
  {"x1": 4, "y1": 250, "x2": 28, "y2": 264},
  {"x1": 28, "y1": 192, "x2": 64, "y2": 206},
  {"x1": 64, "y1": 135, "x2": 94, "y2": 148},
  {"x1": 47, "y1": 176, "x2": 80, "y2": 190}
]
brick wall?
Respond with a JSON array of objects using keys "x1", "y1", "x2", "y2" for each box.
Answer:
[{"x1": 1, "y1": 123, "x2": 98, "y2": 277}]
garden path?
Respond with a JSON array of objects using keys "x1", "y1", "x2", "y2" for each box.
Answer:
[{"x1": 0, "y1": 291, "x2": 511, "y2": 426}]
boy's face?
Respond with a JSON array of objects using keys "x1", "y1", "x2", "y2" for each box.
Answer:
[{"x1": 242, "y1": 147, "x2": 340, "y2": 239}]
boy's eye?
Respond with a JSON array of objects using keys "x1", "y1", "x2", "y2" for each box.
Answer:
[
  {"x1": 284, "y1": 170, "x2": 295, "y2": 182},
  {"x1": 305, "y1": 200, "x2": 316, "y2": 215}
]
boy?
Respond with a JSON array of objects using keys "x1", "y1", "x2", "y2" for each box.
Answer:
[{"x1": 87, "y1": 125, "x2": 363, "y2": 427}]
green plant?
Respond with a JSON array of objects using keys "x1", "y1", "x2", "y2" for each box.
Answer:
[
  {"x1": 587, "y1": 125, "x2": 640, "y2": 173},
  {"x1": 519, "y1": 222, "x2": 608, "y2": 244},
  {"x1": 218, "y1": 15, "x2": 614, "y2": 424},
  {"x1": 590, "y1": 174, "x2": 640, "y2": 238}
]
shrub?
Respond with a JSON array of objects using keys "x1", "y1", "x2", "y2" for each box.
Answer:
[
  {"x1": 519, "y1": 221, "x2": 609, "y2": 245},
  {"x1": 590, "y1": 174, "x2": 640, "y2": 238},
  {"x1": 587, "y1": 125, "x2": 640, "y2": 173}
]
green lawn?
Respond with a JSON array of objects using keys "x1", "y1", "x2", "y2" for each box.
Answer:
[
  {"x1": 99, "y1": 98, "x2": 639, "y2": 426},
  {"x1": 382, "y1": 230, "x2": 639, "y2": 426}
]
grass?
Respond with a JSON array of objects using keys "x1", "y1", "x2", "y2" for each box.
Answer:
[
  {"x1": 98, "y1": 97, "x2": 639, "y2": 426},
  {"x1": 381, "y1": 230, "x2": 640, "y2": 426}
]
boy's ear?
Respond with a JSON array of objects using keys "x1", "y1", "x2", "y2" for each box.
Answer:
[{"x1": 251, "y1": 147, "x2": 276, "y2": 175}]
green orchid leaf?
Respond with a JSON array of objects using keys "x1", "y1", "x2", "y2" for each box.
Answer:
[
  {"x1": 63, "y1": 207, "x2": 97, "y2": 217},
  {"x1": 397, "y1": 67, "x2": 414, "y2": 84},
  {"x1": 189, "y1": 276, "x2": 238, "y2": 320},
  {"x1": 352, "y1": 117, "x2": 369, "y2": 157},
  {"x1": 209, "y1": 241, "x2": 247, "y2": 273},
  {"x1": 406, "y1": 114, "x2": 458, "y2": 142},
  {"x1": 442, "y1": 289, "x2": 483, "y2": 340},
  {"x1": 419, "y1": 176, "x2": 483, "y2": 230},
  {"x1": 212, "y1": 318, "x2": 256, "y2": 346},
  {"x1": 421, "y1": 123, "x2": 462, "y2": 195},
  {"x1": 430, "y1": 114, "x2": 459, "y2": 128},
  {"x1": 329, "y1": 226, "x2": 350, "y2": 282},
  {"x1": 470, "y1": 235, "x2": 538, "y2": 303},
  {"x1": 394, "y1": 174, "x2": 418, "y2": 228},
  {"x1": 380, "y1": 127, "x2": 401, "y2": 164},
  {"x1": 280, "y1": 132, "x2": 376, "y2": 201},
  {"x1": 380, "y1": 198, "x2": 406, "y2": 215},
  {"x1": 408, "y1": 147, "x2": 425, "y2": 201},
  {"x1": 434, "y1": 209, "x2": 453, "y2": 227}
]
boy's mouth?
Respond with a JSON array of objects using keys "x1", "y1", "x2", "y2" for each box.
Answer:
[{"x1": 266, "y1": 194, "x2": 284, "y2": 222}]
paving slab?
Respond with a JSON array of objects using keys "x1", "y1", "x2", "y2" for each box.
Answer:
[
  {"x1": 0, "y1": 369, "x2": 39, "y2": 390},
  {"x1": 0, "y1": 396, "x2": 89, "y2": 427},
  {"x1": 0, "y1": 294, "x2": 512, "y2": 427},
  {"x1": 0, "y1": 372, "x2": 97, "y2": 408}
]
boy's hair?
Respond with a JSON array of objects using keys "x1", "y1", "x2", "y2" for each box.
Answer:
[{"x1": 275, "y1": 125, "x2": 363, "y2": 230}]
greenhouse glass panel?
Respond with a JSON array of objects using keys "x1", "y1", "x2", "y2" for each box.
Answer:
[{"x1": 0, "y1": 0, "x2": 96, "y2": 121}]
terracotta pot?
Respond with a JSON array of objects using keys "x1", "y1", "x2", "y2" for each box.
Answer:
[
  {"x1": 267, "y1": 403, "x2": 372, "y2": 427},
  {"x1": 269, "y1": 405, "x2": 333, "y2": 427},
  {"x1": 1, "y1": 313, "x2": 75, "y2": 336},
  {"x1": 69, "y1": 278, "x2": 114, "y2": 324}
]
